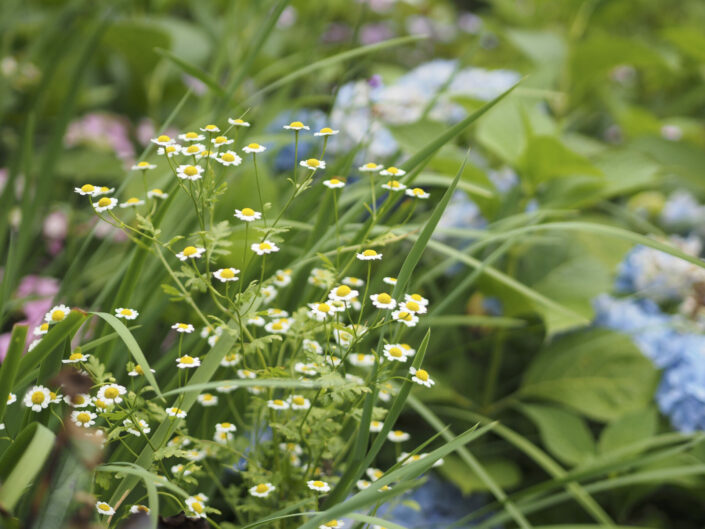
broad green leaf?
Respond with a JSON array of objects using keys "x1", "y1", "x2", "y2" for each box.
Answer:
[
  {"x1": 520, "y1": 135, "x2": 602, "y2": 189},
  {"x1": 0, "y1": 325, "x2": 27, "y2": 423},
  {"x1": 520, "y1": 329, "x2": 658, "y2": 421},
  {"x1": 0, "y1": 423, "x2": 55, "y2": 513},
  {"x1": 519, "y1": 403, "x2": 596, "y2": 466},
  {"x1": 598, "y1": 408, "x2": 657, "y2": 455}
]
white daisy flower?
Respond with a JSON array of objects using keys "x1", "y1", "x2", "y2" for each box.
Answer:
[
  {"x1": 214, "y1": 430, "x2": 233, "y2": 444},
  {"x1": 179, "y1": 131, "x2": 205, "y2": 142},
  {"x1": 167, "y1": 436, "x2": 191, "y2": 448},
  {"x1": 94, "y1": 186, "x2": 115, "y2": 196},
  {"x1": 280, "y1": 442, "x2": 304, "y2": 455},
  {"x1": 185, "y1": 496, "x2": 207, "y2": 518},
  {"x1": 213, "y1": 267, "x2": 240, "y2": 282},
  {"x1": 166, "y1": 407, "x2": 187, "y2": 418},
  {"x1": 197, "y1": 393, "x2": 219, "y2": 406},
  {"x1": 127, "y1": 364, "x2": 155, "y2": 377},
  {"x1": 273, "y1": 269, "x2": 292, "y2": 287},
  {"x1": 369, "y1": 420, "x2": 384, "y2": 433},
  {"x1": 176, "y1": 164, "x2": 204, "y2": 181},
  {"x1": 349, "y1": 353, "x2": 375, "y2": 367},
  {"x1": 261, "y1": 285, "x2": 278, "y2": 303},
  {"x1": 409, "y1": 367, "x2": 435, "y2": 388},
  {"x1": 405, "y1": 187, "x2": 430, "y2": 199},
  {"x1": 294, "y1": 362, "x2": 318, "y2": 376},
  {"x1": 319, "y1": 521, "x2": 344, "y2": 529},
  {"x1": 391, "y1": 310, "x2": 419, "y2": 327},
  {"x1": 184, "y1": 449, "x2": 206, "y2": 461},
  {"x1": 380, "y1": 166, "x2": 406, "y2": 177},
  {"x1": 248, "y1": 315, "x2": 266, "y2": 327},
  {"x1": 34, "y1": 323, "x2": 49, "y2": 336},
  {"x1": 49, "y1": 391, "x2": 62, "y2": 404},
  {"x1": 283, "y1": 121, "x2": 309, "y2": 131},
  {"x1": 176, "y1": 246, "x2": 206, "y2": 261},
  {"x1": 115, "y1": 307, "x2": 139, "y2": 320},
  {"x1": 95, "y1": 501, "x2": 115, "y2": 516},
  {"x1": 357, "y1": 479, "x2": 371, "y2": 490},
  {"x1": 157, "y1": 144, "x2": 182, "y2": 157},
  {"x1": 303, "y1": 339, "x2": 322, "y2": 354},
  {"x1": 406, "y1": 292, "x2": 429, "y2": 306},
  {"x1": 220, "y1": 352, "x2": 241, "y2": 367},
  {"x1": 323, "y1": 178, "x2": 346, "y2": 189},
  {"x1": 234, "y1": 207, "x2": 262, "y2": 222},
  {"x1": 370, "y1": 293, "x2": 396, "y2": 310},
  {"x1": 147, "y1": 188, "x2": 168, "y2": 199},
  {"x1": 359, "y1": 162, "x2": 382, "y2": 172},
  {"x1": 92, "y1": 397, "x2": 111, "y2": 411},
  {"x1": 172, "y1": 323, "x2": 195, "y2": 333},
  {"x1": 265, "y1": 318, "x2": 290, "y2": 334},
  {"x1": 342, "y1": 277, "x2": 365, "y2": 288},
  {"x1": 387, "y1": 430, "x2": 410, "y2": 443},
  {"x1": 289, "y1": 395, "x2": 311, "y2": 410},
  {"x1": 379, "y1": 389, "x2": 391, "y2": 402},
  {"x1": 7, "y1": 393, "x2": 16, "y2": 405},
  {"x1": 346, "y1": 373, "x2": 364, "y2": 385},
  {"x1": 97, "y1": 384, "x2": 127, "y2": 405},
  {"x1": 93, "y1": 197, "x2": 118, "y2": 212},
  {"x1": 176, "y1": 355, "x2": 200, "y2": 369},
  {"x1": 131, "y1": 161, "x2": 156, "y2": 171},
  {"x1": 200, "y1": 124, "x2": 220, "y2": 133},
  {"x1": 243, "y1": 143, "x2": 266, "y2": 154},
  {"x1": 124, "y1": 418, "x2": 150, "y2": 436},
  {"x1": 181, "y1": 143, "x2": 206, "y2": 156},
  {"x1": 215, "y1": 422, "x2": 237, "y2": 433},
  {"x1": 328, "y1": 285, "x2": 358, "y2": 302},
  {"x1": 307, "y1": 302, "x2": 333, "y2": 321},
  {"x1": 196, "y1": 149, "x2": 216, "y2": 161},
  {"x1": 307, "y1": 479, "x2": 331, "y2": 492},
  {"x1": 399, "y1": 300, "x2": 426, "y2": 314},
  {"x1": 383, "y1": 276, "x2": 397, "y2": 285},
  {"x1": 74, "y1": 184, "x2": 99, "y2": 196},
  {"x1": 314, "y1": 127, "x2": 339, "y2": 136},
  {"x1": 62, "y1": 351, "x2": 90, "y2": 364},
  {"x1": 130, "y1": 505, "x2": 151, "y2": 514},
  {"x1": 249, "y1": 482, "x2": 275, "y2": 498},
  {"x1": 299, "y1": 158, "x2": 326, "y2": 171},
  {"x1": 151, "y1": 134, "x2": 174, "y2": 146},
  {"x1": 237, "y1": 369, "x2": 257, "y2": 379},
  {"x1": 70, "y1": 410, "x2": 96, "y2": 428},
  {"x1": 120, "y1": 197, "x2": 145, "y2": 208},
  {"x1": 211, "y1": 135, "x2": 234, "y2": 147},
  {"x1": 171, "y1": 463, "x2": 192, "y2": 476},
  {"x1": 228, "y1": 117, "x2": 250, "y2": 127},
  {"x1": 400, "y1": 343, "x2": 416, "y2": 356},
  {"x1": 267, "y1": 399, "x2": 290, "y2": 411},
  {"x1": 356, "y1": 249, "x2": 382, "y2": 261},
  {"x1": 266, "y1": 308, "x2": 289, "y2": 318},
  {"x1": 216, "y1": 150, "x2": 242, "y2": 166},
  {"x1": 381, "y1": 180, "x2": 406, "y2": 191},
  {"x1": 383, "y1": 344, "x2": 407, "y2": 362},
  {"x1": 251, "y1": 240, "x2": 280, "y2": 255}
]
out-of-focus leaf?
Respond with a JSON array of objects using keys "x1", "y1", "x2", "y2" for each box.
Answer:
[
  {"x1": 598, "y1": 408, "x2": 658, "y2": 455},
  {"x1": 439, "y1": 454, "x2": 522, "y2": 494}
]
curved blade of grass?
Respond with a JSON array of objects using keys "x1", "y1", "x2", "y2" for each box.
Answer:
[
  {"x1": 92, "y1": 312, "x2": 162, "y2": 399},
  {"x1": 17, "y1": 310, "x2": 88, "y2": 387},
  {"x1": 0, "y1": 423, "x2": 55, "y2": 513},
  {"x1": 238, "y1": 500, "x2": 315, "y2": 529},
  {"x1": 0, "y1": 324, "x2": 27, "y2": 423},
  {"x1": 348, "y1": 514, "x2": 409, "y2": 529},
  {"x1": 413, "y1": 172, "x2": 493, "y2": 198},
  {"x1": 418, "y1": 315, "x2": 526, "y2": 328},
  {"x1": 155, "y1": 47, "x2": 224, "y2": 95},
  {"x1": 407, "y1": 396, "x2": 533, "y2": 529},
  {"x1": 159, "y1": 378, "x2": 334, "y2": 397},
  {"x1": 241, "y1": 35, "x2": 424, "y2": 106}
]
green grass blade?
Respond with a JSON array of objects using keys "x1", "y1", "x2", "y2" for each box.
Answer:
[
  {"x1": 158, "y1": 378, "x2": 331, "y2": 397},
  {"x1": 92, "y1": 312, "x2": 162, "y2": 399},
  {"x1": 155, "y1": 47, "x2": 224, "y2": 95},
  {"x1": 0, "y1": 324, "x2": 27, "y2": 423},
  {"x1": 348, "y1": 513, "x2": 409, "y2": 529}
]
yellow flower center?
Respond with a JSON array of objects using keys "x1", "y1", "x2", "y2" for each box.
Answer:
[
  {"x1": 222, "y1": 153, "x2": 235, "y2": 162},
  {"x1": 272, "y1": 322, "x2": 283, "y2": 330},
  {"x1": 182, "y1": 246, "x2": 198, "y2": 256},
  {"x1": 247, "y1": 143, "x2": 261, "y2": 149},
  {"x1": 134, "y1": 365, "x2": 144, "y2": 375},
  {"x1": 40, "y1": 323, "x2": 49, "y2": 331},
  {"x1": 157, "y1": 135, "x2": 170, "y2": 142},
  {"x1": 377, "y1": 293, "x2": 392, "y2": 304},
  {"x1": 321, "y1": 128, "x2": 334, "y2": 134},
  {"x1": 165, "y1": 145, "x2": 176, "y2": 152},
  {"x1": 124, "y1": 198, "x2": 138, "y2": 204},
  {"x1": 388, "y1": 180, "x2": 400, "y2": 188},
  {"x1": 259, "y1": 242, "x2": 272, "y2": 250},
  {"x1": 306, "y1": 158, "x2": 320, "y2": 167},
  {"x1": 137, "y1": 505, "x2": 149, "y2": 512},
  {"x1": 31, "y1": 391, "x2": 45, "y2": 404},
  {"x1": 51, "y1": 309, "x2": 66, "y2": 321},
  {"x1": 241, "y1": 207, "x2": 255, "y2": 216},
  {"x1": 220, "y1": 269, "x2": 236, "y2": 279},
  {"x1": 389, "y1": 347, "x2": 403, "y2": 358},
  {"x1": 95, "y1": 399, "x2": 107, "y2": 409},
  {"x1": 151, "y1": 188, "x2": 163, "y2": 195},
  {"x1": 104, "y1": 387, "x2": 119, "y2": 399},
  {"x1": 221, "y1": 422, "x2": 232, "y2": 428},
  {"x1": 69, "y1": 352, "x2": 83, "y2": 361},
  {"x1": 204, "y1": 124, "x2": 217, "y2": 130},
  {"x1": 411, "y1": 294, "x2": 423, "y2": 301},
  {"x1": 324, "y1": 521, "x2": 340, "y2": 527},
  {"x1": 364, "y1": 163, "x2": 378, "y2": 169},
  {"x1": 50, "y1": 392, "x2": 58, "y2": 400},
  {"x1": 185, "y1": 132, "x2": 198, "y2": 139},
  {"x1": 120, "y1": 309, "x2": 133, "y2": 316},
  {"x1": 406, "y1": 301, "x2": 420, "y2": 312},
  {"x1": 387, "y1": 166, "x2": 400, "y2": 174},
  {"x1": 137, "y1": 161, "x2": 150, "y2": 167},
  {"x1": 335, "y1": 285, "x2": 351, "y2": 297},
  {"x1": 180, "y1": 355, "x2": 194, "y2": 364},
  {"x1": 203, "y1": 394, "x2": 213, "y2": 401},
  {"x1": 398, "y1": 312, "x2": 412, "y2": 321},
  {"x1": 412, "y1": 187, "x2": 424, "y2": 195},
  {"x1": 313, "y1": 480, "x2": 325, "y2": 487},
  {"x1": 394, "y1": 430, "x2": 404, "y2": 436},
  {"x1": 77, "y1": 412, "x2": 90, "y2": 423},
  {"x1": 362, "y1": 249, "x2": 377, "y2": 257},
  {"x1": 97, "y1": 198, "x2": 111, "y2": 208},
  {"x1": 415, "y1": 369, "x2": 429, "y2": 381},
  {"x1": 357, "y1": 354, "x2": 366, "y2": 361},
  {"x1": 293, "y1": 396, "x2": 306, "y2": 406},
  {"x1": 192, "y1": 501, "x2": 204, "y2": 513},
  {"x1": 232, "y1": 119, "x2": 245, "y2": 124},
  {"x1": 185, "y1": 166, "x2": 201, "y2": 177},
  {"x1": 214, "y1": 136, "x2": 227, "y2": 143},
  {"x1": 81, "y1": 184, "x2": 95, "y2": 192},
  {"x1": 318, "y1": 303, "x2": 330, "y2": 313},
  {"x1": 98, "y1": 503, "x2": 112, "y2": 512},
  {"x1": 255, "y1": 484, "x2": 269, "y2": 493},
  {"x1": 289, "y1": 121, "x2": 304, "y2": 128},
  {"x1": 273, "y1": 399, "x2": 285, "y2": 406},
  {"x1": 100, "y1": 187, "x2": 110, "y2": 192},
  {"x1": 329, "y1": 178, "x2": 341, "y2": 185},
  {"x1": 178, "y1": 323, "x2": 189, "y2": 329}
]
